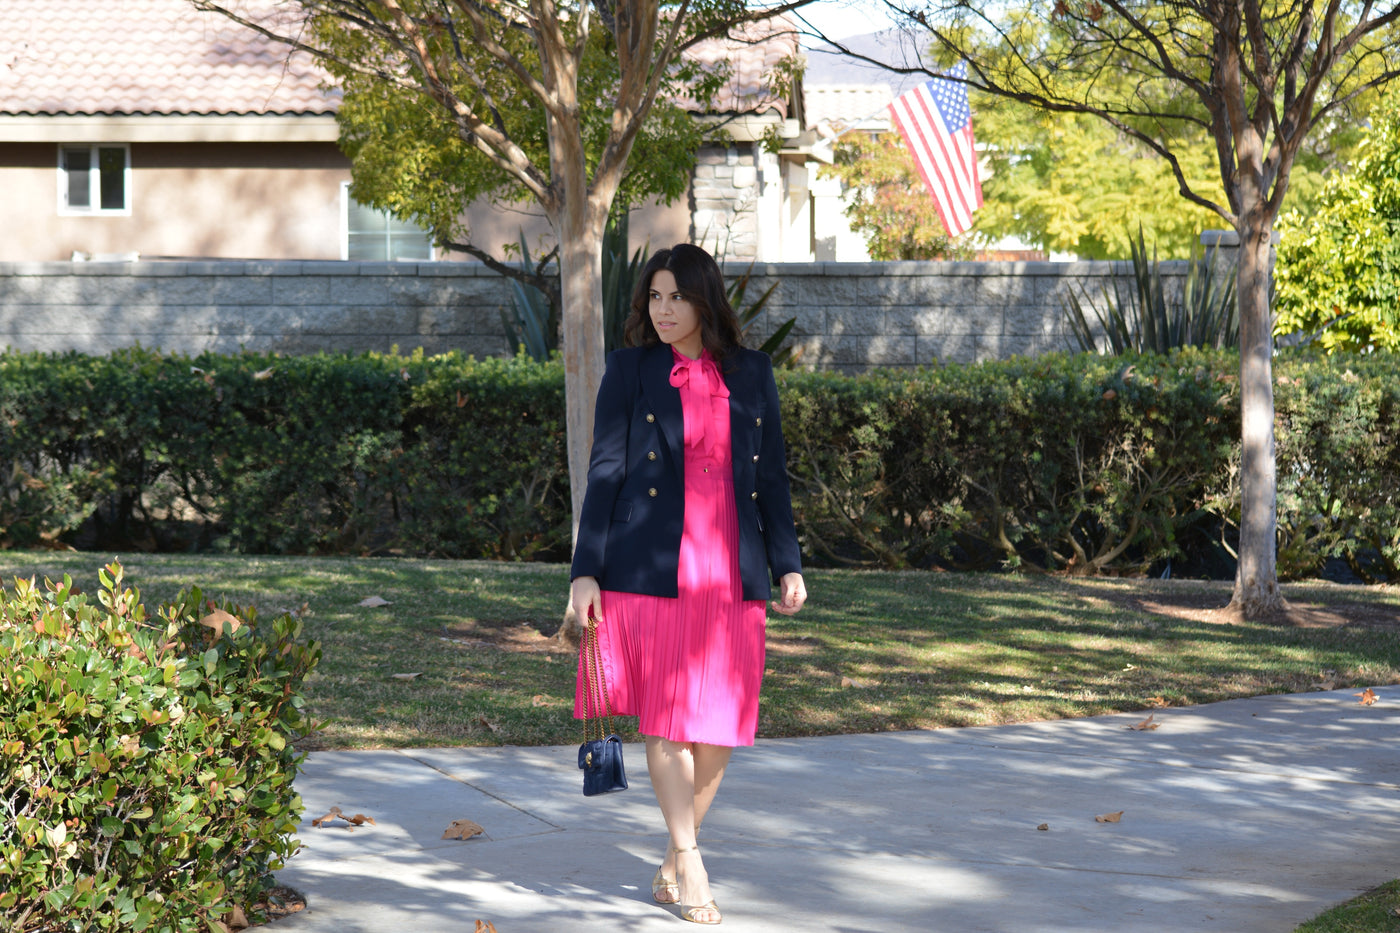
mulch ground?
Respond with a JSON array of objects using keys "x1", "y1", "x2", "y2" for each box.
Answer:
[{"x1": 1056, "y1": 579, "x2": 1400, "y2": 629}]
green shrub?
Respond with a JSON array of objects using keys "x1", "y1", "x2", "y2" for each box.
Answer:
[
  {"x1": 783, "y1": 350, "x2": 1240, "y2": 573},
  {"x1": 0, "y1": 562, "x2": 320, "y2": 931},
  {"x1": 1206, "y1": 351, "x2": 1400, "y2": 581},
  {"x1": 0, "y1": 350, "x2": 161, "y2": 548},
  {"x1": 2, "y1": 346, "x2": 1399, "y2": 578},
  {"x1": 397, "y1": 352, "x2": 571, "y2": 560}
]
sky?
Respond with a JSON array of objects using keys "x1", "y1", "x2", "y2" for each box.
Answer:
[{"x1": 792, "y1": 0, "x2": 901, "y2": 43}]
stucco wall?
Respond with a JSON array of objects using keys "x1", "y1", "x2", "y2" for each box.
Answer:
[
  {"x1": 0, "y1": 256, "x2": 1217, "y2": 367},
  {"x1": 0, "y1": 142, "x2": 352, "y2": 261},
  {"x1": 0, "y1": 140, "x2": 693, "y2": 264}
]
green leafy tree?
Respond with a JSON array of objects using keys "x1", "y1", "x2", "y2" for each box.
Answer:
[
  {"x1": 818, "y1": 0, "x2": 1400, "y2": 617},
  {"x1": 821, "y1": 18, "x2": 1363, "y2": 262},
  {"x1": 190, "y1": 0, "x2": 809, "y2": 587},
  {"x1": 1276, "y1": 89, "x2": 1400, "y2": 352},
  {"x1": 822, "y1": 131, "x2": 966, "y2": 259},
  {"x1": 975, "y1": 103, "x2": 1224, "y2": 259}
]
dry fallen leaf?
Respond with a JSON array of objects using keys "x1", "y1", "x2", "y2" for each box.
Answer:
[
  {"x1": 478, "y1": 716, "x2": 500, "y2": 733},
  {"x1": 1095, "y1": 811, "x2": 1125, "y2": 823},
  {"x1": 1036, "y1": 823, "x2": 1049, "y2": 831},
  {"x1": 840, "y1": 676, "x2": 869, "y2": 688},
  {"x1": 357, "y1": 596, "x2": 392, "y2": 608},
  {"x1": 390, "y1": 672, "x2": 422, "y2": 681},
  {"x1": 224, "y1": 906, "x2": 249, "y2": 931},
  {"x1": 1128, "y1": 714, "x2": 1160, "y2": 731},
  {"x1": 1102, "y1": 388, "x2": 1118, "y2": 401},
  {"x1": 443, "y1": 819, "x2": 485, "y2": 840},
  {"x1": 1147, "y1": 696, "x2": 1169, "y2": 708},
  {"x1": 311, "y1": 805, "x2": 376, "y2": 831},
  {"x1": 199, "y1": 609, "x2": 242, "y2": 636},
  {"x1": 531, "y1": 695, "x2": 548, "y2": 707},
  {"x1": 1357, "y1": 687, "x2": 1378, "y2": 706}
]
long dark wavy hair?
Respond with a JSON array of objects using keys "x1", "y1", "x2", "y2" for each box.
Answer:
[{"x1": 623, "y1": 244, "x2": 743, "y2": 361}]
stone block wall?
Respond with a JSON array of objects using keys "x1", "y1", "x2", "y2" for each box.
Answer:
[
  {"x1": 0, "y1": 255, "x2": 1212, "y2": 369},
  {"x1": 734, "y1": 259, "x2": 1190, "y2": 370},
  {"x1": 0, "y1": 259, "x2": 516, "y2": 357}
]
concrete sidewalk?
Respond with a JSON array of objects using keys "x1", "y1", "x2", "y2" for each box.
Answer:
[{"x1": 271, "y1": 688, "x2": 1400, "y2": 932}]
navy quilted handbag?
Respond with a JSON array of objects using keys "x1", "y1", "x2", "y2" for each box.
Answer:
[{"x1": 578, "y1": 616, "x2": 627, "y2": 796}]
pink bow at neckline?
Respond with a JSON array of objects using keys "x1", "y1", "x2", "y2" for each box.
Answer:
[
  {"x1": 668, "y1": 350, "x2": 730, "y2": 398},
  {"x1": 669, "y1": 350, "x2": 729, "y2": 461}
]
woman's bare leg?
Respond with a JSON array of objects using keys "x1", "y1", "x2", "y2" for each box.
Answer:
[{"x1": 648, "y1": 737, "x2": 732, "y2": 920}]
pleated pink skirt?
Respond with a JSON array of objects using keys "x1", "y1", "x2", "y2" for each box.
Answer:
[{"x1": 575, "y1": 466, "x2": 767, "y2": 747}]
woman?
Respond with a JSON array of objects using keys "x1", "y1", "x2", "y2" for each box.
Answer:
[{"x1": 570, "y1": 244, "x2": 807, "y2": 925}]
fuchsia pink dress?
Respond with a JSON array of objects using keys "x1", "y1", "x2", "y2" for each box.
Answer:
[{"x1": 575, "y1": 348, "x2": 768, "y2": 747}]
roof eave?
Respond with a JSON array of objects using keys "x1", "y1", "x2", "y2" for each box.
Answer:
[
  {"x1": 691, "y1": 112, "x2": 801, "y2": 143},
  {"x1": 0, "y1": 113, "x2": 341, "y2": 143}
]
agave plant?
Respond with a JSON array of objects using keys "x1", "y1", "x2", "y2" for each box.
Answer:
[
  {"x1": 727, "y1": 261, "x2": 802, "y2": 368},
  {"x1": 1064, "y1": 226, "x2": 1239, "y2": 355},
  {"x1": 499, "y1": 229, "x2": 558, "y2": 361},
  {"x1": 601, "y1": 213, "x2": 646, "y2": 354}
]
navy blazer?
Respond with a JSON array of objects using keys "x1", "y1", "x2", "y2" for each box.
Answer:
[{"x1": 570, "y1": 343, "x2": 802, "y2": 600}]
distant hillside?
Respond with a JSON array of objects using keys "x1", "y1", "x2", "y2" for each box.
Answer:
[{"x1": 802, "y1": 29, "x2": 929, "y2": 97}]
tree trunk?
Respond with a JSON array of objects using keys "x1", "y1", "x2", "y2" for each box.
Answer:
[
  {"x1": 560, "y1": 214, "x2": 608, "y2": 543},
  {"x1": 1230, "y1": 215, "x2": 1284, "y2": 617},
  {"x1": 553, "y1": 209, "x2": 606, "y2": 647},
  {"x1": 553, "y1": 148, "x2": 611, "y2": 646}
]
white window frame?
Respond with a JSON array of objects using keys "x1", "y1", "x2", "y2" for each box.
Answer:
[
  {"x1": 56, "y1": 143, "x2": 132, "y2": 216},
  {"x1": 339, "y1": 182, "x2": 435, "y2": 262}
]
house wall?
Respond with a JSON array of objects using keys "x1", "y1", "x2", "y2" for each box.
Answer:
[
  {"x1": 0, "y1": 257, "x2": 1210, "y2": 367},
  {"x1": 0, "y1": 140, "x2": 695, "y2": 263},
  {"x1": 0, "y1": 142, "x2": 352, "y2": 261}
]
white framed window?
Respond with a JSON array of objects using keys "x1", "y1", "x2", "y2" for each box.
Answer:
[
  {"x1": 340, "y1": 182, "x2": 434, "y2": 261},
  {"x1": 57, "y1": 144, "x2": 131, "y2": 215}
]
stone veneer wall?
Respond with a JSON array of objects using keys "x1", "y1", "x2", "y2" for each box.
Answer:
[
  {"x1": 689, "y1": 144, "x2": 762, "y2": 262},
  {"x1": 0, "y1": 254, "x2": 1224, "y2": 369}
]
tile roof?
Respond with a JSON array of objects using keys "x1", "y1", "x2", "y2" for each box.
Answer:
[
  {"x1": 0, "y1": 2, "x2": 797, "y2": 119},
  {"x1": 804, "y1": 83, "x2": 892, "y2": 128},
  {"x1": 685, "y1": 17, "x2": 800, "y2": 118},
  {"x1": 1, "y1": 0, "x2": 338, "y2": 116}
]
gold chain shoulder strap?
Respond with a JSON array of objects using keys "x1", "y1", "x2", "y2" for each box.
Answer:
[{"x1": 582, "y1": 617, "x2": 616, "y2": 743}]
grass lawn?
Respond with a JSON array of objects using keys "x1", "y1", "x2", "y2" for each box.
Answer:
[
  {"x1": 1295, "y1": 881, "x2": 1400, "y2": 932},
  {"x1": 4, "y1": 551, "x2": 1398, "y2": 930},
  {"x1": 0, "y1": 551, "x2": 1396, "y2": 751}
]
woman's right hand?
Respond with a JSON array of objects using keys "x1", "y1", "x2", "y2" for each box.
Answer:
[{"x1": 570, "y1": 576, "x2": 603, "y2": 625}]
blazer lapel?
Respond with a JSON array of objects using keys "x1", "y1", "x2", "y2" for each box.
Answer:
[{"x1": 640, "y1": 343, "x2": 685, "y2": 471}]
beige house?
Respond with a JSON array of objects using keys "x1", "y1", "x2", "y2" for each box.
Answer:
[{"x1": 0, "y1": 0, "x2": 821, "y2": 264}]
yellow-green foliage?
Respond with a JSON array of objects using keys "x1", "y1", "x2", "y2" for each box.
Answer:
[
  {"x1": 0, "y1": 563, "x2": 320, "y2": 931},
  {"x1": 1276, "y1": 90, "x2": 1400, "y2": 352}
]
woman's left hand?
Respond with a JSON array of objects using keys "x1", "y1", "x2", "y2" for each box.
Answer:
[{"x1": 772, "y1": 572, "x2": 807, "y2": 616}]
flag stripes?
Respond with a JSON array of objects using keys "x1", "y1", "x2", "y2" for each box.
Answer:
[{"x1": 888, "y1": 64, "x2": 983, "y2": 238}]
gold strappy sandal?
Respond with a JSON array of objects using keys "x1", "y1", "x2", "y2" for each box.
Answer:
[
  {"x1": 674, "y1": 845, "x2": 722, "y2": 925},
  {"x1": 651, "y1": 845, "x2": 679, "y2": 904}
]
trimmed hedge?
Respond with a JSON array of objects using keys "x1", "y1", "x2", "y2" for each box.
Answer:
[
  {"x1": 0, "y1": 562, "x2": 320, "y2": 931},
  {"x1": 0, "y1": 346, "x2": 1397, "y2": 579},
  {"x1": 782, "y1": 350, "x2": 1239, "y2": 573},
  {"x1": 0, "y1": 348, "x2": 570, "y2": 561}
]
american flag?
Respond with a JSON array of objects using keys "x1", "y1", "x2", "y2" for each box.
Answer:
[{"x1": 888, "y1": 63, "x2": 983, "y2": 238}]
